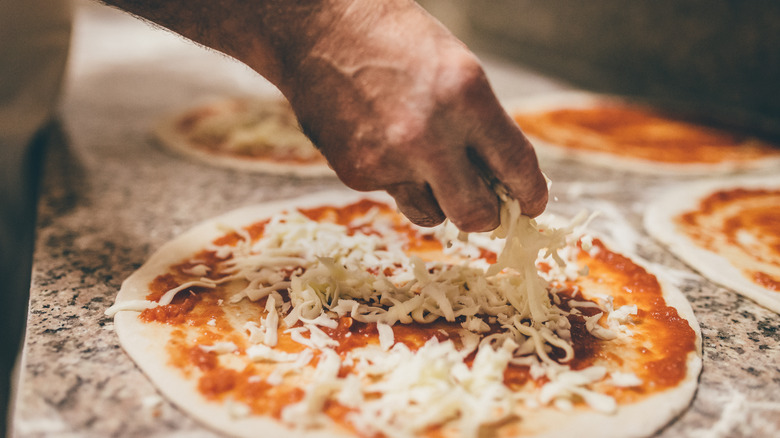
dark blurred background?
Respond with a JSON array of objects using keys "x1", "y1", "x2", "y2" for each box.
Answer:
[{"x1": 421, "y1": 0, "x2": 780, "y2": 139}]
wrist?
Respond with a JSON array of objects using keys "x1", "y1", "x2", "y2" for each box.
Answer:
[{"x1": 235, "y1": 0, "x2": 351, "y2": 93}]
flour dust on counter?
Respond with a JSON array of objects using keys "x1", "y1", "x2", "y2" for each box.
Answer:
[{"x1": 106, "y1": 189, "x2": 701, "y2": 438}]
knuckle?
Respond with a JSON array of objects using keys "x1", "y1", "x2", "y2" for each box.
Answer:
[
  {"x1": 435, "y1": 50, "x2": 488, "y2": 102},
  {"x1": 448, "y1": 199, "x2": 500, "y2": 233},
  {"x1": 451, "y1": 213, "x2": 498, "y2": 233},
  {"x1": 409, "y1": 215, "x2": 445, "y2": 228}
]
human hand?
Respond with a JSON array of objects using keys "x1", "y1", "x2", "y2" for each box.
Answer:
[
  {"x1": 280, "y1": 1, "x2": 548, "y2": 232},
  {"x1": 100, "y1": 0, "x2": 548, "y2": 232}
]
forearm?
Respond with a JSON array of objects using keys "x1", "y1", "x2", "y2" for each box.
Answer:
[
  {"x1": 98, "y1": 0, "x2": 354, "y2": 93},
  {"x1": 98, "y1": 0, "x2": 548, "y2": 230}
]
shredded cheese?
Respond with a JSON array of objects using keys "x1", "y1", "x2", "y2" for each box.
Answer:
[
  {"x1": 199, "y1": 342, "x2": 238, "y2": 355},
  {"x1": 119, "y1": 194, "x2": 644, "y2": 436}
]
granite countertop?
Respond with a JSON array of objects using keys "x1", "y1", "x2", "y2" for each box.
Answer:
[{"x1": 11, "y1": 2, "x2": 780, "y2": 437}]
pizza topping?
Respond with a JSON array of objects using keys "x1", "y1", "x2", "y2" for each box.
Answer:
[
  {"x1": 178, "y1": 98, "x2": 326, "y2": 164},
  {"x1": 677, "y1": 187, "x2": 780, "y2": 292},
  {"x1": 199, "y1": 342, "x2": 238, "y2": 355},
  {"x1": 158, "y1": 280, "x2": 219, "y2": 305},
  {"x1": 513, "y1": 103, "x2": 780, "y2": 164},
  {"x1": 284, "y1": 337, "x2": 518, "y2": 437},
  {"x1": 105, "y1": 299, "x2": 159, "y2": 316},
  {"x1": 113, "y1": 196, "x2": 698, "y2": 437},
  {"x1": 246, "y1": 344, "x2": 302, "y2": 363},
  {"x1": 376, "y1": 322, "x2": 394, "y2": 350},
  {"x1": 181, "y1": 264, "x2": 211, "y2": 277},
  {"x1": 538, "y1": 366, "x2": 616, "y2": 413},
  {"x1": 265, "y1": 349, "x2": 315, "y2": 385},
  {"x1": 607, "y1": 371, "x2": 644, "y2": 387}
]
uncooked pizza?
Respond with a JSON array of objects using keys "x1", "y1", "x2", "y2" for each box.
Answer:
[
  {"x1": 508, "y1": 92, "x2": 780, "y2": 174},
  {"x1": 155, "y1": 96, "x2": 333, "y2": 176},
  {"x1": 108, "y1": 190, "x2": 702, "y2": 438},
  {"x1": 645, "y1": 175, "x2": 780, "y2": 313}
]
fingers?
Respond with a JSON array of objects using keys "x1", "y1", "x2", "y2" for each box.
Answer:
[
  {"x1": 468, "y1": 108, "x2": 549, "y2": 218},
  {"x1": 425, "y1": 153, "x2": 501, "y2": 232},
  {"x1": 385, "y1": 182, "x2": 446, "y2": 228},
  {"x1": 431, "y1": 51, "x2": 548, "y2": 219}
]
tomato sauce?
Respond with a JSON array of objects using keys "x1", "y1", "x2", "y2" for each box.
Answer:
[
  {"x1": 197, "y1": 363, "x2": 306, "y2": 418},
  {"x1": 140, "y1": 294, "x2": 202, "y2": 325},
  {"x1": 513, "y1": 104, "x2": 780, "y2": 164},
  {"x1": 299, "y1": 200, "x2": 453, "y2": 257},
  {"x1": 300, "y1": 199, "x2": 392, "y2": 227},
  {"x1": 677, "y1": 188, "x2": 780, "y2": 291},
  {"x1": 137, "y1": 200, "x2": 698, "y2": 429},
  {"x1": 577, "y1": 240, "x2": 697, "y2": 393}
]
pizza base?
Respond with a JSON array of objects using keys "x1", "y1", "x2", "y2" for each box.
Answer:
[
  {"x1": 505, "y1": 91, "x2": 780, "y2": 175},
  {"x1": 645, "y1": 175, "x2": 780, "y2": 314},
  {"x1": 114, "y1": 193, "x2": 371, "y2": 438},
  {"x1": 154, "y1": 96, "x2": 335, "y2": 177},
  {"x1": 113, "y1": 190, "x2": 702, "y2": 438},
  {"x1": 512, "y1": 234, "x2": 702, "y2": 438}
]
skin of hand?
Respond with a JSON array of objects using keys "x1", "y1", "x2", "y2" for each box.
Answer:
[{"x1": 101, "y1": 0, "x2": 548, "y2": 232}]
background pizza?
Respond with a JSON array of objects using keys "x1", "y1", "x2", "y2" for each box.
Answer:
[
  {"x1": 645, "y1": 175, "x2": 780, "y2": 314},
  {"x1": 155, "y1": 96, "x2": 335, "y2": 177},
  {"x1": 108, "y1": 191, "x2": 702, "y2": 438},
  {"x1": 507, "y1": 92, "x2": 780, "y2": 175}
]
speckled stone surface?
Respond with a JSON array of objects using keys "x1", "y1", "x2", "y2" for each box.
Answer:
[{"x1": 11, "y1": 2, "x2": 780, "y2": 437}]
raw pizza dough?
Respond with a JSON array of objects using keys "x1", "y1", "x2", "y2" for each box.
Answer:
[
  {"x1": 155, "y1": 96, "x2": 334, "y2": 177},
  {"x1": 645, "y1": 175, "x2": 780, "y2": 313},
  {"x1": 506, "y1": 92, "x2": 780, "y2": 175},
  {"x1": 109, "y1": 190, "x2": 702, "y2": 438}
]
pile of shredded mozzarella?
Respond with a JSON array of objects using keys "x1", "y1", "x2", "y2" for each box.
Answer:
[{"x1": 112, "y1": 196, "x2": 642, "y2": 437}]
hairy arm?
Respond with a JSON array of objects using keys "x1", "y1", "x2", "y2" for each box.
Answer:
[
  {"x1": 99, "y1": 0, "x2": 338, "y2": 92},
  {"x1": 100, "y1": 0, "x2": 548, "y2": 231}
]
